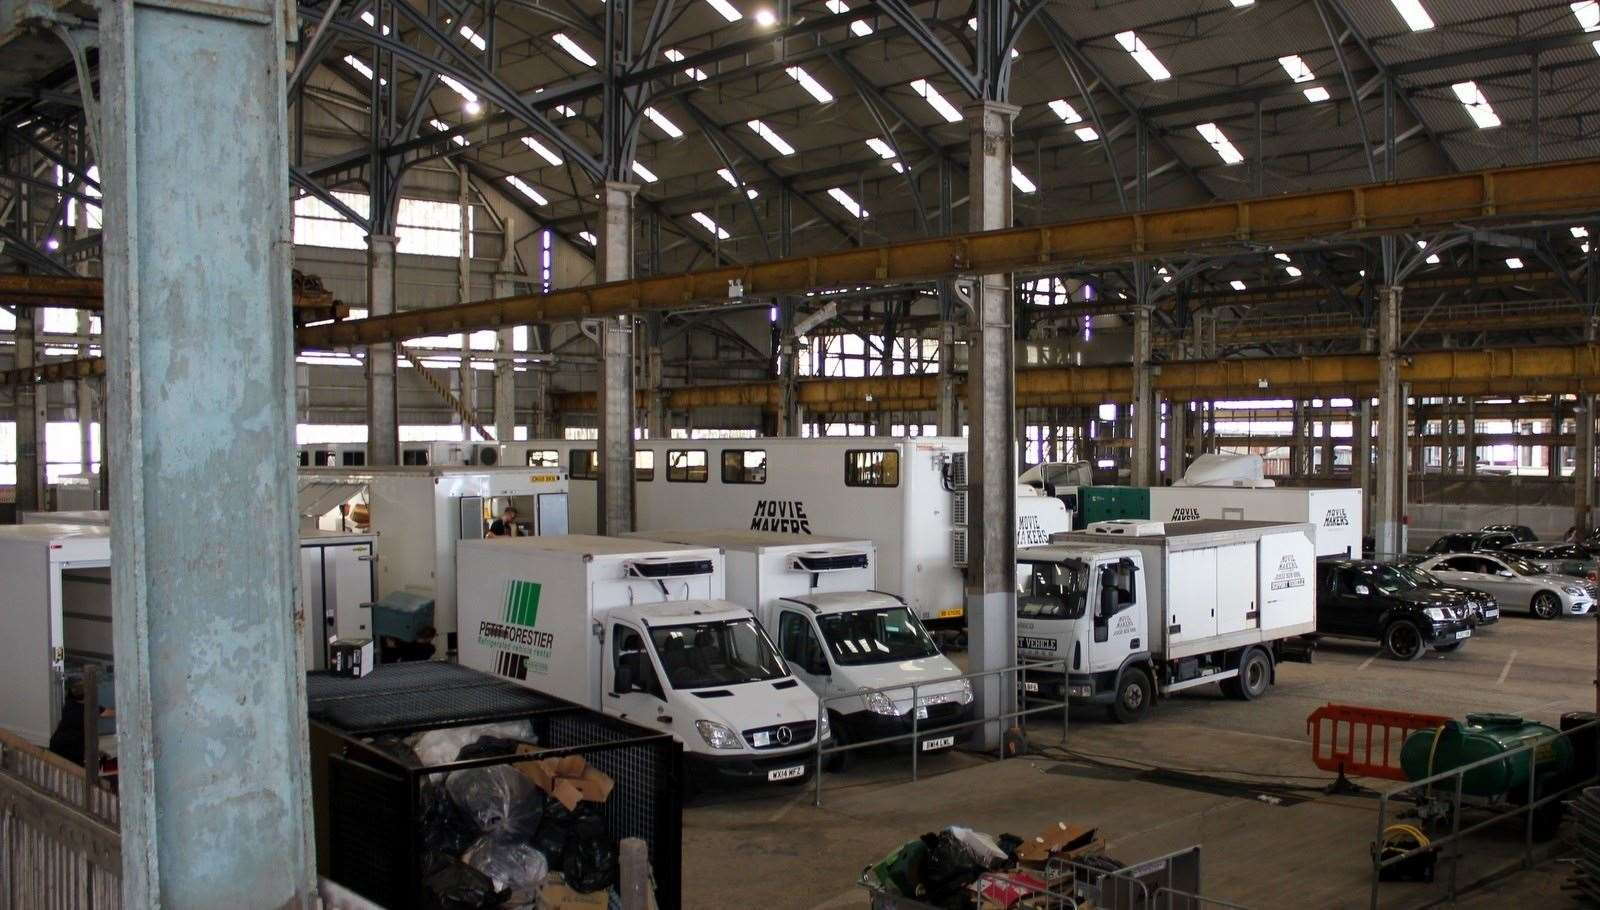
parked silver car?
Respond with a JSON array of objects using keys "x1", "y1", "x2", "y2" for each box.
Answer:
[{"x1": 1414, "y1": 552, "x2": 1596, "y2": 619}]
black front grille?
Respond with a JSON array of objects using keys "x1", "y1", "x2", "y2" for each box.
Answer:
[
  {"x1": 743, "y1": 721, "x2": 817, "y2": 749},
  {"x1": 922, "y1": 701, "x2": 966, "y2": 723}
]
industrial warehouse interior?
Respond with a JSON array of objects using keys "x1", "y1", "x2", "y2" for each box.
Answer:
[{"x1": 7, "y1": 0, "x2": 1600, "y2": 907}]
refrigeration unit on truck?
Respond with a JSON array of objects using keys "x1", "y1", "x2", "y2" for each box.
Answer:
[
  {"x1": 296, "y1": 465, "x2": 570, "y2": 650},
  {"x1": 1145, "y1": 486, "x2": 1361, "y2": 558},
  {"x1": 1016, "y1": 519, "x2": 1316, "y2": 723},
  {"x1": 457, "y1": 535, "x2": 826, "y2": 785},
  {"x1": 495, "y1": 437, "x2": 1070, "y2": 624},
  {"x1": 633, "y1": 530, "x2": 974, "y2": 760}
]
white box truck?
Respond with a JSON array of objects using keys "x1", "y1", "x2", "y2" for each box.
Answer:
[
  {"x1": 632, "y1": 530, "x2": 974, "y2": 760},
  {"x1": 0, "y1": 524, "x2": 112, "y2": 745},
  {"x1": 297, "y1": 466, "x2": 570, "y2": 649},
  {"x1": 1145, "y1": 486, "x2": 1362, "y2": 558},
  {"x1": 1016, "y1": 519, "x2": 1315, "y2": 723},
  {"x1": 493, "y1": 437, "x2": 1070, "y2": 625},
  {"x1": 457, "y1": 535, "x2": 827, "y2": 785}
]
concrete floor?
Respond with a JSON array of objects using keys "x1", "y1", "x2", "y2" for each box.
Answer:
[{"x1": 681, "y1": 613, "x2": 1600, "y2": 908}]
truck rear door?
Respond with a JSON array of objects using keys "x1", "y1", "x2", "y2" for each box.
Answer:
[
  {"x1": 1166, "y1": 548, "x2": 1218, "y2": 644},
  {"x1": 1214, "y1": 543, "x2": 1257, "y2": 634}
]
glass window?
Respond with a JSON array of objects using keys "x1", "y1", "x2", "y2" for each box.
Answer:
[
  {"x1": 525, "y1": 449, "x2": 559, "y2": 468},
  {"x1": 648, "y1": 619, "x2": 788, "y2": 690},
  {"x1": 778, "y1": 612, "x2": 822, "y2": 669},
  {"x1": 612, "y1": 625, "x2": 663, "y2": 699},
  {"x1": 635, "y1": 449, "x2": 655, "y2": 482},
  {"x1": 816, "y1": 606, "x2": 939, "y2": 666},
  {"x1": 402, "y1": 448, "x2": 430, "y2": 465},
  {"x1": 667, "y1": 449, "x2": 707, "y2": 482},
  {"x1": 570, "y1": 448, "x2": 598, "y2": 480},
  {"x1": 342, "y1": 450, "x2": 366, "y2": 466},
  {"x1": 1016, "y1": 560, "x2": 1089, "y2": 619},
  {"x1": 721, "y1": 449, "x2": 767, "y2": 484},
  {"x1": 845, "y1": 449, "x2": 899, "y2": 487}
]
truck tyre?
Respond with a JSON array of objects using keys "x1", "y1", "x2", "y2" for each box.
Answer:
[
  {"x1": 1382, "y1": 621, "x2": 1425, "y2": 661},
  {"x1": 1224, "y1": 649, "x2": 1272, "y2": 701},
  {"x1": 1108, "y1": 668, "x2": 1152, "y2": 724},
  {"x1": 822, "y1": 712, "x2": 852, "y2": 773},
  {"x1": 1531, "y1": 592, "x2": 1561, "y2": 620}
]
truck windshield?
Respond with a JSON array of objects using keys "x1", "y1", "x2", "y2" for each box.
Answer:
[
  {"x1": 1016, "y1": 560, "x2": 1089, "y2": 619},
  {"x1": 649, "y1": 619, "x2": 790, "y2": 690},
  {"x1": 815, "y1": 606, "x2": 939, "y2": 666}
]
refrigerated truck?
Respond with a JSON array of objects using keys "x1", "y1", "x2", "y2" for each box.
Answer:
[
  {"x1": 630, "y1": 530, "x2": 974, "y2": 755},
  {"x1": 297, "y1": 466, "x2": 569, "y2": 649},
  {"x1": 457, "y1": 535, "x2": 826, "y2": 784},
  {"x1": 1145, "y1": 486, "x2": 1361, "y2": 558},
  {"x1": 1016, "y1": 519, "x2": 1316, "y2": 723},
  {"x1": 490, "y1": 437, "x2": 1071, "y2": 624}
]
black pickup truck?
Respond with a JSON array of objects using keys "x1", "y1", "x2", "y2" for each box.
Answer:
[{"x1": 1314, "y1": 559, "x2": 1476, "y2": 660}]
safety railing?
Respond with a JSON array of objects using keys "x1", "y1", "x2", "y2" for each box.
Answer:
[
  {"x1": 1368, "y1": 718, "x2": 1600, "y2": 909},
  {"x1": 812, "y1": 659, "x2": 1069, "y2": 806},
  {"x1": 1307, "y1": 703, "x2": 1452, "y2": 784}
]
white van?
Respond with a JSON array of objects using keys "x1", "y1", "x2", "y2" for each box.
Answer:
[{"x1": 456, "y1": 535, "x2": 826, "y2": 785}]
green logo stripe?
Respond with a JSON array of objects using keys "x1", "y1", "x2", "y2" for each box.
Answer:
[{"x1": 503, "y1": 579, "x2": 541, "y2": 627}]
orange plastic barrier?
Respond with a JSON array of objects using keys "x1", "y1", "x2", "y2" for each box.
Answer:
[{"x1": 1306, "y1": 703, "x2": 1451, "y2": 782}]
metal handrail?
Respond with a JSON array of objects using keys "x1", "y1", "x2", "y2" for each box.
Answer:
[
  {"x1": 1368, "y1": 718, "x2": 1600, "y2": 909},
  {"x1": 811, "y1": 659, "x2": 1070, "y2": 806}
]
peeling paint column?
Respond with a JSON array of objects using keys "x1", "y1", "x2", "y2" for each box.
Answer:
[
  {"x1": 936, "y1": 308, "x2": 961, "y2": 436},
  {"x1": 1130, "y1": 299, "x2": 1155, "y2": 487},
  {"x1": 963, "y1": 101, "x2": 1019, "y2": 750},
  {"x1": 366, "y1": 234, "x2": 400, "y2": 464},
  {"x1": 1374, "y1": 285, "x2": 1406, "y2": 557},
  {"x1": 595, "y1": 180, "x2": 638, "y2": 534},
  {"x1": 99, "y1": 0, "x2": 315, "y2": 902},
  {"x1": 14, "y1": 310, "x2": 43, "y2": 514}
]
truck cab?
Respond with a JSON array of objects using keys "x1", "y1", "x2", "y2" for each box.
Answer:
[
  {"x1": 766, "y1": 592, "x2": 973, "y2": 760},
  {"x1": 1015, "y1": 544, "x2": 1149, "y2": 716},
  {"x1": 601, "y1": 600, "x2": 827, "y2": 784}
]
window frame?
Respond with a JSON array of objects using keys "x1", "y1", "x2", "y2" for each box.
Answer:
[
  {"x1": 666, "y1": 448, "x2": 708, "y2": 483},
  {"x1": 635, "y1": 449, "x2": 655, "y2": 482},
  {"x1": 525, "y1": 449, "x2": 560, "y2": 468},
  {"x1": 844, "y1": 448, "x2": 900, "y2": 488},
  {"x1": 720, "y1": 448, "x2": 768, "y2": 485},
  {"x1": 569, "y1": 448, "x2": 598, "y2": 481},
  {"x1": 611, "y1": 623, "x2": 664, "y2": 700}
]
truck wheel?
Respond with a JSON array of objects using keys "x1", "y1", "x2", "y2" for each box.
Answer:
[
  {"x1": 822, "y1": 713, "x2": 851, "y2": 773},
  {"x1": 1108, "y1": 668, "x2": 1152, "y2": 724},
  {"x1": 1224, "y1": 649, "x2": 1272, "y2": 701},
  {"x1": 1531, "y1": 592, "x2": 1561, "y2": 620},
  {"x1": 1382, "y1": 621, "x2": 1425, "y2": 661}
]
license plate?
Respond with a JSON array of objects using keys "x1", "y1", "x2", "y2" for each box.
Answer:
[
  {"x1": 938, "y1": 607, "x2": 964, "y2": 619},
  {"x1": 767, "y1": 765, "x2": 805, "y2": 782},
  {"x1": 921, "y1": 735, "x2": 955, "y2": 751},
  {"x1": 1023, "y1": 681, "x2": 1040, "y2": 693},
  {"x1": 1455, "y1": 630, "x2": 1471, "y2": 640},
  {"x1": 1483, "y1": 610, "x2": 1498, "y2": 619},
  {"x1": 916, "y1": 706, "x2": 928, "y2": 720}
]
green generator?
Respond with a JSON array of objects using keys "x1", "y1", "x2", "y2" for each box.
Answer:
[{"x1": 1073, "y1": 486, "x2": 1151, "y2": 528}]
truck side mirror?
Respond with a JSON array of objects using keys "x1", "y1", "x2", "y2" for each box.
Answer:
[{"x1": 1099, "y1": 585, "x2": 1118, "y2": 618}]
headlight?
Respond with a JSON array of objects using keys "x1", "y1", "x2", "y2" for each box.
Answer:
[
  {"x1": 864, "y1": 690, "x2": 900, "y2": 716},
  {"x1": 1565, "y1": 584, "x2": 1586, "y2": 597},
  {"x1": 818, "y1": 712, "x2": 831, "y2": 741},
  {"x1": 1423, "y1": 607, "x2": 1448, "y2": 621},
  {"x1": 695, "y1": 720, "x2": 743, "y2": 750},
  {"x1": 956, "y1": 678, "x2": 974, "y2": 705}
]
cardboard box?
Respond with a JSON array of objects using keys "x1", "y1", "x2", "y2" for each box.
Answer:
[
  {"x1": 1014, "y1": 822, "x2": 1101, "y2": 868},
  {"x1": 514, "y1": 746, "x2": 615, "y2": 811},
  {"x1": 539, "y1": 875, "x2": 610, "y2": 909},
  {"x1": 328, "y1": 638, "x2": 374, "y2": 678}
]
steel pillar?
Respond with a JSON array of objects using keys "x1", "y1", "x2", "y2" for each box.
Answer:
[
  {"x1": 1551, "y1": 398, "x2": 1565, "y2": 479},
  {"x1": 963, "y1": 101, "x2": 1019, "y2": 750},
  {"x1": 99, "y1": 0, "x2": 315, "y2": 900},
  {"x1": 1578, "y1": 394, "x2": 1596, "y2": 535},
  {"x1": 365, "y1": 234, "x2": 399, "y2": 464},
  {"x1": 493, "y1": 221, "x2": 520, "y2": 443},
  {"x1": 595, "y1": 180, "x2": 638, "y2": 534},
  {"x1": 78, "y1": 309, "x2": 95, "y2": 493},
  {"x1": 1375, "y1": 286, "x2": 1406, "y2": 557},
  {"x1": 1465, "y1": 399, "x2": 1477, "y2": 476},
  {"x1": 13, "y1": 310, "x2": 43, "y2": 514},
  {"x1": 777, "y1": 302, "x2": 800, "y2": 436},
  {"x1": 936, "y1": 308, "x2": 960, "y2": 435},
  {"x1": 1291, "y1": 400, "x2": 1308, "y2": 478},
  {"x1": 1130, "y1": 300, "x2": 1155, "y2": 486}
]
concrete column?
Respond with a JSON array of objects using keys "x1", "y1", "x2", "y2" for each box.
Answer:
[
  {"x1": 1356, "y1": 328, "x2": 1375, "y2": 537},
  {"x1": 1130, "y1": 301, "x2": 1155, "y2": 486},
  {"x1": 1375, "y1": 286, "x2": 1405, "y2": 557},
  {"x1": 936, "y1": 314, "x2": 961, "y2": 436},
  {"x1": 1551, "y1": 398, "x2": 1565, "y2": 479},
  {"x1": 458, "y1": 172, "x2": 476, "y2": 441},
  {"x1": 595, "y1": 180, "x2": 638, "y2": 534},
  {"x1": 777, "y1": 303, "x2": 800, "y2": 436},
  {"x1": 963, "y1": 101, "x2": 1019, "y2": 748},
  {"x1": 493, "y1": 231, "x2": 520, "y2": 443},
  {"x1": 13, "y1": 311, "x2": 43, "y2": 514},
  {"x1": 78, "y1": 310, "x2": 96, "y2": 490},
  {"x1": 645, "y1": 326, "x2": 667, "y2": 439},
  {"x1": 1465, "y1": 398, "x2": 1477, "y2": 476},
  {"x1": 1574, "y1": 396, "x2": 1593, "y2": 530},
  {"x1": 365, "y1": 234, "x2": 400, "y2": 464},
  {"x1": 100, "y1": 0, "x2": 315, "y2": 898}
]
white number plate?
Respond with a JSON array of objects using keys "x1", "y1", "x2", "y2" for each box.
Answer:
[
  {"x1": 916, "y1": 706, "x2": 929, "y2": 719},
  {"x1": 767, "y1": 765, "x2": 805, "y2": 782},
  {"x1": 1483, "y1": 610, "x2": 1498, "y2": 619},
  {"x1": 1455, "y1": 629, "x2": 1471, "y2": 640},
  {"x1": 1023, "y1": 681, "x2": 1040, "y2": 693},
  {"x1": 921, "y1": 735, "x2": 956, "y2": 751}
]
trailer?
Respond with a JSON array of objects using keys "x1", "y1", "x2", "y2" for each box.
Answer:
[
  {"x1": 631, "y1": 530, "x2": 974, "y2": 757},
  {"x1": 296, "y1": 465, "x2": 569, "y2": 649},
  {"x1": 0, "y1": 524, "x2": 112, "y2": 745},
  {"x1": 457, "y1": 535, "x2": 825, "y2": 784},
  {"x1": 1016, "y1": 519, "x2": 1315, "y2": 722},
  {"x1": 487, "y1": 437, "x2": 1070, "y2": 623},
  {"x1": 1146, "y1": 485, "x2": 1361, "y2": 558}
]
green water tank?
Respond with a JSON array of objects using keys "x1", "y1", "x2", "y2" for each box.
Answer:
[{"x1": 1400, "y1": 713, "x2": 1572, "y2": 799}]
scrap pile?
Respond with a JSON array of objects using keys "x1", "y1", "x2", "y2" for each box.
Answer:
[
  {"x1": 864, "y1": 821, "x2": 1115, "y2": 909},
  {"x1": 1570, "y1": 786, "x2": 1600, "y2": 903},
  {"x1": 375, "y1": 721, "x2": 629, "y2": 910}
]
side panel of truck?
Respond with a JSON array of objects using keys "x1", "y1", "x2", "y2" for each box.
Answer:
[
  {"x1": 0, "y1": 540, "x2": 53, "y2": 744},
  {"x1": 1258, "y1": 531, "x2": 1315, "y2": 631},
  {"x1": 1214, "y1": 544, "x2": 1258, "y2": 636},
  {"x1": 1146, "y1": 487, "x2": 1361, "y2": 559},
  {"x1": 457, "y1": 545, "x2": 601, "y2": 708},
  {"x1": 1166, "y1": 548, "x2": 1217, "y2": 645}
]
